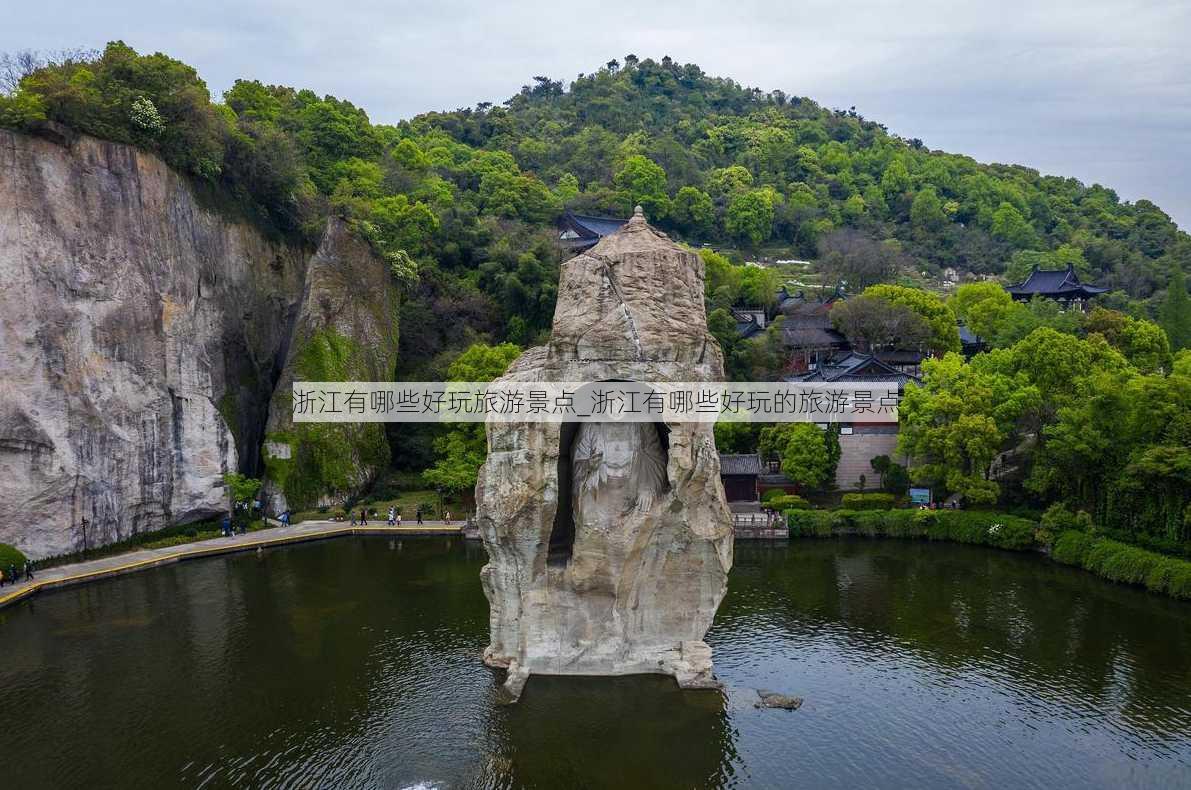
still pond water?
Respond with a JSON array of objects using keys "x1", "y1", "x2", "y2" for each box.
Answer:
[{"x1": 2, "y1": 537, "x2": 1190, "y2": 789}]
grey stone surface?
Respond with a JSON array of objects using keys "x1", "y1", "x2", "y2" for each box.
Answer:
[
  {"x1": 0, "y1": 129, "x2": 391, "y2": 557},
  {"x1": 475, "y1": 208, "x2": 734, "y2": 699}
]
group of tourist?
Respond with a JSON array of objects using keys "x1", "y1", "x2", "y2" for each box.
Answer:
[
  {"x1": 917, "y1": 501, "x2": 963, "y2": 510},
  {"x1": 345, "y1": 506, "x2": 454, "y2": 526},
  {"x1": 220, "y1": 515, "x2": 248, "y2": 537},
  {"x1": 0, "y1": 560, "x2": 34, "y2": 587}
]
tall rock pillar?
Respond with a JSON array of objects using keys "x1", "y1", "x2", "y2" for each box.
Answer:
[{"x1": 475, "y1": 207, "x2": 734, "y2": 700}]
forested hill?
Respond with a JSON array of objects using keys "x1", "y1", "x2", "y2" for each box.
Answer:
[
  {"x1": 412, "y1": 58, "x2": 1186, "y2": 291},
  {"x1": 1, "y1": 44, "x2": 1188, "y2": 380}
]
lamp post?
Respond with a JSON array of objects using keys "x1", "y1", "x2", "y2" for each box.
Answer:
[{"x1": 435, "y1": 486, "x2": 444, "y2": 520}]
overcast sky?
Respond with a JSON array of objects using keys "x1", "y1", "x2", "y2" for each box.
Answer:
[{"x1": 6, "y1": 0, "x2": 1190, "y2": 229}]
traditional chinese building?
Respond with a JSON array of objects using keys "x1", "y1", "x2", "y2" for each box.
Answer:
[
  {"x1": 789, "y1": 352, "x2": 920, "y2": 388},
  {"x1": 718, "y1": 453, "x2": 763, "y2": 503},
  {"x1": 557, "y1": 212, "x2": 628, "y2": 253},
  {"x1": 958, "y1": 322, "x2": 987, "y2": 358},
  {"x1": 731, "y1": 308, "x2": 766, "y2": 339},
  {"x1": 786, "y1": 354, "x2": 918, "y2": 491},
  {"x1": 779, "y1": 293, "x2": 850, "y2": 372},
  {"x1": 1005, "y1": 264, "x2": 1108, "y2": 309}
]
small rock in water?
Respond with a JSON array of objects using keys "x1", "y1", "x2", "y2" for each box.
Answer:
[{"x1": 755, "y1": 690, "x2": 803, "y2": 710}]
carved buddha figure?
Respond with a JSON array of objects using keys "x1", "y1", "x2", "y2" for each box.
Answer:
[{"x1": 571, "y1": 420, "x2": 668, "y2": 532}]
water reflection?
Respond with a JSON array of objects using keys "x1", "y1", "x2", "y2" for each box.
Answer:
[
  {"x1": 469, "y1": 675, "x2": 737, "y2": 790},
  {"x1": 0, "y1": 537, "x2": 1188, "y2": 788}
]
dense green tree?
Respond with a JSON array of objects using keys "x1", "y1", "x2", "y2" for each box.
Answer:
[
  {"x1": 900, "y1": 327, "x2": 1136, "y2": 505},
  {"x1": 708, "y1": 308, "x2": 749, "y2": 380},
  {"x1": 725, "y1": 189, "x2": 776, "y2": 247},
  {"x1": 831, "y1": 294, "x2": 932, "y2": 352},
  {"x1": 1084, "y1": 307, "x2": 1172, "y2": 373},
  {"x1": 1160, "y1": 268, "x2": 1191, "y2": 351},
  {"x1": 990, "y1": 202, "x2": 1037, "y2": 249},
  {"x1": 701, "y1": 249, "x2": 740, "y2": 306},
  {"x1": 759, "y1": 423, "x2": 836, "y2": 491},
  {"x1": 898, "y1": 352, "x2": 1039, "y2": 504},
  {"x1": 366, "y1": 194, "x2": 438, "y2": 257},
  {"x1": 737, "y1": 266, "x2": 780, "y2": 308},
  {"x1": 1033, "y1": 369, "x2": 1191, "y2": 542},
  {"x1": 0, "y1": 88, "x2": 45, "y2": 126},
  {"x1": 554, "y1": 172, "x2": 580, "y2": 205},
  {"x1": 612, "y1": 154, "x2": 670, "y2": 219},
  {"x1": 987, "y1": 327, "x2": 1126, "y2": 413},
  {"x1": 423, "y1": 343, "x2": 521, "y2": 494},
  {"x1": 863, "y1": 284, "x2": 960, "y2": 353},
  {"x1": 671, "y1": 186, "x2": 715, "y2": 238},
  {"x1": 880, "y1": 157, "x2": 912, "y2": 199},
  {"x1": 910, "y1": 187, "x2": 947, "y2": 236},
  {"x1": 706, "y1": 165, "x2": 754, "y2": 199},
  {"x1": 223, "y1": 473, "x2": 263, "y2": 509},
  {"x1": 1175, "y1": 350, "x2": 1191, "y2": 378},
  {"x1": 951, "y1": 282, "x2": 1016, "y2": 339},
  {"x1": 712, "y1": 420, "x2": 763, "y2": 454}
]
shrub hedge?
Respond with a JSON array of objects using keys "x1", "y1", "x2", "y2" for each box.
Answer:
[
  {"x1": 760, "y1": 488, "x2": 785, "y2": 504},
  {"x1": 0, "y1": 542, "x2": 28, "y2": 571},
  {"x1": 785, "y1": 509, "x2": 1037, "y2": 551},
  {"x1": 766, "y1": 494, "x2": 810, "y2": 511},
  {"x1": 840, "y1": 493, "x2": 896, "y2": 510},
  {"x1": 784, "y1": 510, "x2": 1191, "y2": 600},
  {"x1": 1051, "y1": 531, "x2": 1191, "y2": 600}
]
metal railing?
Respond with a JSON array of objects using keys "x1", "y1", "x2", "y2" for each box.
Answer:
[{"x1": 732, "y1": 512, "x2": 781, "y2": 529}]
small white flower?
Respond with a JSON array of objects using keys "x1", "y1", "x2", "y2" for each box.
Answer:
[{"x1": 130, "y1": 96, "x2": 164, "y2": 135}]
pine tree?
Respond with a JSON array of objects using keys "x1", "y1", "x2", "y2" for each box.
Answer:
[{"x1": 1160, "y1": 268, "x2": 1191, "y2": 351}]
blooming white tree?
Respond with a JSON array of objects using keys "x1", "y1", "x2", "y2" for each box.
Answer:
[{"x1": 129, "y1": 96, "x2": 164, "y2": 136}]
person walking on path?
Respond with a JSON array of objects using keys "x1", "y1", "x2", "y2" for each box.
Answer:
[
  {"x1": 416, "y1": 506, "x2": 423, "y2": 525},
  {"x1": 359, "y1": 508, "x2": 368, "y2": 526},
  {"x1": 0, "y1": 566, "x2": 6, "y2": 587},
  {"x1": 24, "y1": 559, "x2": 34, "y2": 581},
  {"x1": 396, "y1": 510, "x2": 402, "y2": 527},
  {"x1": 444, "y1": 510, "x2": 452, "y2": 524},
  {"x1": 6, "y1": 564, "x2": 16, "y2": 586},
  {"x1": 387, "y1": 507, "x2": 395, "y2": 526}
]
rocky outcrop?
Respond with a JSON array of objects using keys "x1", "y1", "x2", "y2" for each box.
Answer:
[
  {"x1": 0, "y1": 129, "x2": 394, "y2": 557},
  {"x1": 261, "y1": 221, "x2": 400, "y2": 513},
  {"x1": 475, "y1": 208, "x2": 734, "y2": 700},
  {"x1": 755, "y1": 690, "x2": 804, "y2": 710}
]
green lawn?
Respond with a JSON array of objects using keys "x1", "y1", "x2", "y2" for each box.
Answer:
[{"x1": 290, "y1": 468, "x2": 470, "y2": 523}]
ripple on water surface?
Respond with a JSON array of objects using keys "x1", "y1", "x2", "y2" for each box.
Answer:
[{"x1": 1, "y1": 536, "x2": 1189, "y2": 789}]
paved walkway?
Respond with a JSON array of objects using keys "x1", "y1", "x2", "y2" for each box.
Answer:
[{"x1": 0, "y1": 519, "x2": 463, "y2": 610}]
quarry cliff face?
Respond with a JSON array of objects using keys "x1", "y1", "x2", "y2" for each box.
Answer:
[
  {"x1": 261, "y1": 219, "x2": 400, "y2": 515},
  {"x1": 0, "y1": 128, "x2": 395, "y2": 558}
]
